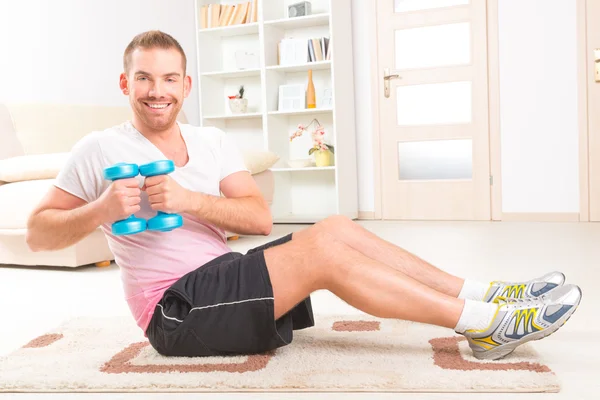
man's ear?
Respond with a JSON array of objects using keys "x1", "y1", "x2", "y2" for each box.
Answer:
[
  {"x1": 184, "y1": 75, "x2": 192, "y2": 98},
  {"x1": 119, "y1": 73, "x2": 129, "y2": 95}
]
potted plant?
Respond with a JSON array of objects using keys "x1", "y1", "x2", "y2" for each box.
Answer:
[
  {"x1": 290, "y1": 118, "x2": 335, "y2": 167},
  {"x1": 228, "y1": 85, "x2": 247, "y2": 113}
]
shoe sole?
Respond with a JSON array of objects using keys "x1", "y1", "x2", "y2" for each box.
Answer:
[{"x1": 472, "y1": 288, "x2": 582, "y2": 361}]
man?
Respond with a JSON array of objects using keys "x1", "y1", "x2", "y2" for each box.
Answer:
[{"x1": 26, "y1": 31, "x2": 581, "y2": 361}]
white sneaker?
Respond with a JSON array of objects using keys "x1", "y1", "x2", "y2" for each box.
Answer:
[
  {"x1": 463, "y1": 284, "x2": 581, "y2": 360},
  {"x1": 483, "y1": 271, "x2": 566, "y2": 303}
]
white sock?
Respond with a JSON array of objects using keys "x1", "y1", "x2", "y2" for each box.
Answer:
[
  {"x1": 457, "y1": 279, "x2": 490, "y2": 301},
  {"x1": 454, "y1": 299, "x2": 498, "y2": 333}
]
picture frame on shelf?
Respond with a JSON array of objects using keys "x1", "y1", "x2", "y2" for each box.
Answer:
[
  {"x1": 320, "y1": 87, "x2": 333, "y2": 108},
  {"x1": 235, "y1": 50, "x2": 259, "y2": 70},
  {"x1": 278, "y1": 39, "x2": 309, "y2": 66},
  {"x1": 278, "y1": 84, "x2": 306, "y2": 111}
]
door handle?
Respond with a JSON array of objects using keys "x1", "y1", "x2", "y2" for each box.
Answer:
[
  {"x1": 595, "y1": 49, "x2": 600, "y2": 82},
  {"x1": 384, "y1": 68, "x2": 401, "y2": 98}
]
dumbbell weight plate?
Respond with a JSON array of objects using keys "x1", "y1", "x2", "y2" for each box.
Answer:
[
  {"x1": 147, "y1": 211, "x2": 183, "y2": 232},
  {"x1": 103, "y1": 163, "x2": 139, "y2": 181},
  {"x1": 112, "y1": 215, "x2": 147, "y2": 236},
  {"x1": 139, "y1": 160, "x2": 175, "y2": 177}
]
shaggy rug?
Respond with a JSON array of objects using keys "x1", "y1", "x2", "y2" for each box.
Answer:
[{"x1": 0, "y1": 315, "x2": 559, "y2": 393}]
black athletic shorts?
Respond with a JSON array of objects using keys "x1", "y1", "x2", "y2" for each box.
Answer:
[{"x1": 145, "y1": 233, "x2": 314, "y2": 357}]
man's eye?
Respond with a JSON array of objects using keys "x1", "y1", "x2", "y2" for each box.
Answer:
[
  {"x1": 167, "y1": 79, "x2": 175, "y2": 83},
  {"x1": 138, "y1": 77, "x2": 147, "y2": 81}
]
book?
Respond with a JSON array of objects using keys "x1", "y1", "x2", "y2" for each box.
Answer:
[
  {"x1": 219, "y1": 5, "x2": 233, "y2": 26},
  {"x1": 208, "y1": 4, "x2": 221, "y2": 28},
  {"x1": 312, "y1": 38, "x2": 323, "y2": 61},
  {"x1": 233, "y1": 2, "x2": 249, "y2": 25},
  {"x1": 200, "y1": 5, "x2": 208, "y2": 29},
  {"x1": 252, "y1": 0, "x2": 258, "y2": 22}
]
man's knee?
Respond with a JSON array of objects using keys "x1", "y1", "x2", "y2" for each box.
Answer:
[
  {"x1": 315, "y1": 214, "x2": 353, "y2": 232},
  {"x1": 295, "y1": 229, "x2": 344, "y2": 261}
]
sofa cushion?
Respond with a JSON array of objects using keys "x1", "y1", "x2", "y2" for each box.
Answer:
[
  {"x1": 0, "y1": 150, "x2": 280, "y2": 184},
  {"x1": 242, "y1": 150, "x2": 279, "y2": 174},
  {"x1": 0, "y1": 179, "x2": 56, "y2": 229},
  {"x1": 0, "y1": 153, "x2": 69, "y2": 183}
]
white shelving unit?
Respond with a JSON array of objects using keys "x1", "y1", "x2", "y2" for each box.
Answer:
[{"x1": 194, "y1": 0, "x2": 357, "y2": 223}]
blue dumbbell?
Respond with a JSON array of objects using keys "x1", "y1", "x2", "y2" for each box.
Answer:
[
  {"x1": 103, "y1": 163, "x2": 146, "y2": 236},
  {"x1": 139, "y1": 160, "x2": 184, "y2": 232}
]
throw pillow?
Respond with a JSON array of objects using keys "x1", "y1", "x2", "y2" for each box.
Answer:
[
  {"x1": 242, "y1": 150, "x2": 280, "y2": 175},
  {"x1": 0, "y1": 153, "x2": 70, "y2": 183}
]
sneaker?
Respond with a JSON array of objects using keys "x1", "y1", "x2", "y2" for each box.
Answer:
[
  {"x1": 463, "y1": 284, "x2": 582, "y2": 360},
  {"x1": 483, "y1": 271, "x2": 566, "y2": 303}
]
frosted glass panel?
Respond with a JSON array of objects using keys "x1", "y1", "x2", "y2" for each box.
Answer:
[
  {"x1": 394, "y1": 0, "x2": 469, "y2": 13},
  {"x1": 398, "y1": 140, "x2": 472, "y2": 180},
  {"x1": 396, "y1": 81, "x2": 471, "y2": 125},
  {"x1": 395, "y1": 23, "x2": 470, "y2": 69}
]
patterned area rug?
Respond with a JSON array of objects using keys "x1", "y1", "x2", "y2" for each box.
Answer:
[{"x1": 0, "y1": 315, "x2": 559, "y2": 393}]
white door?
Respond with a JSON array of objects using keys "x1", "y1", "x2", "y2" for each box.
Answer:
[
  {"x1": 587, "y1": 0, "x2": 600, "y2": 221},
  {"x1": 377, "y1": 0, "x2": 491, "y2": 220}
]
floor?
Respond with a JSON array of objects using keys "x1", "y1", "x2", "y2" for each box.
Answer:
[{"x1": 1, "y1": 221, "x2": 599, "y2": 399}]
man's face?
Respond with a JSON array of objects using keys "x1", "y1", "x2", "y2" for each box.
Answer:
[{"x1": 120, "y1": 48, "x2": 191, "y2": 132}]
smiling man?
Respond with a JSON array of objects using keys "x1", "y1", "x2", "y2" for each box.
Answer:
[{"x1": 26, "y1": 30, "x2": 581, "y2": 361}]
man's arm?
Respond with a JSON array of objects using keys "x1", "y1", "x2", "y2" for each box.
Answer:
[
  {"x1": 189, "y1": 170, "x2": 272, "y2": 235},
  {"x1": 144, "y1": 171, "x2": 272, "y2": 236},
  {"x1": 26, "y1": 187, "x2": 104, "y2": 251},
  {"x1": 27, "y1": 178, "x2": 141, "y2": 251}
]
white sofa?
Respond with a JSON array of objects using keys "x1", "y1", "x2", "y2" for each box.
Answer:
[{"x1": 0, "y1": 103, "x2": 277, "y2": 268}]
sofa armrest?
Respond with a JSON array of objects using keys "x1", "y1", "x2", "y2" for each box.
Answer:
[{"x1": 0, "y1": 104, "x2": 24, "y2": 160}]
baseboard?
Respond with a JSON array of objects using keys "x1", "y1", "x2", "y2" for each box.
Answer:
[
  {"x1": 501, "y1": 212, "x2": 580, "y2": 222},
  {"x1": 357, "y1": 211, "x2": 376, "y2": 220}
]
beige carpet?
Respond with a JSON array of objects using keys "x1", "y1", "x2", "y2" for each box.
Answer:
[{"x1": 0, "y1": 314, "x2": 559, "y2": 393}]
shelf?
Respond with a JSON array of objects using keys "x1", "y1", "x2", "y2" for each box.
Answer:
[
  {"x1": 266, "y1": 61, "x2": 331, "y2": 73},
  {"x1": 201, "y1": 69, "x2": 261, "y2": 79},
  {"x1": 268, "y1": 108, "x2": 333, "y2": 117},
  {"x1": 273, "y1": 214, "x2": 332, "y2": 223},
  {"x1": 264, "y1": 14, "x2": 330, "y2": 30},
  {"x1": 198, "y1": 23, "x2": 259, "y2": 37},
  {"x1": 195, "y1": 0, "x2": 357, "y2": 222},
  {"x1": 203, "y1": 112, "x2": 263, "y2": 120},
  {"x1": 271, "y1": 166, "x2": 335, "y2": 172}
]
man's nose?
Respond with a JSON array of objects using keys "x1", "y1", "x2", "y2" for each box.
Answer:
[{"x1": 149, "y1": 80, "x2": 165, "y2": 98}]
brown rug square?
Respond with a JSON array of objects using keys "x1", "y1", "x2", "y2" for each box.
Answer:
[{"x1": 0, "y1": 315, "x2": 559, "y2": 393}]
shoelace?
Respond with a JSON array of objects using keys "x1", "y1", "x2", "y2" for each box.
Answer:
[{"x1": 495, "y1": 296, "x2": 545, "y2": 308}]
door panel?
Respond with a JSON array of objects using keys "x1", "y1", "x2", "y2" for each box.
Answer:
[
  {"x1": 377, "y1": 0, "x2": 491, "y2": 220},
  {"x1": 588, "y1": 0, "x2": 600, "y2": 221}
]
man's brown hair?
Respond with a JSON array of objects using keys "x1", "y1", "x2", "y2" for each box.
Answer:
[{"x1": 123, "y1": 30, "x2": 187, "y2": 75}]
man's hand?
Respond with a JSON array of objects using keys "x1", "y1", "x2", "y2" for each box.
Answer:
[
  {"x1": 143, "y1": 175, "x2": 192, "y2": 214},
  {"x1": 97, "y1": 178, "x2": 141, "y2": 224}
]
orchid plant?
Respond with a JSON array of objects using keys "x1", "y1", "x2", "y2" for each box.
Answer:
[{"x1": 289, "y1": 118, "x2": 334, "y2": 155}]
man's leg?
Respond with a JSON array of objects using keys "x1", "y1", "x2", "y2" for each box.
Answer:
[
  {"x1": 308, "y1": 215, "x2": 464, "y2": 297},
  {"x1": 263, "y1": 228, "x2": 464, "y2": 329}
]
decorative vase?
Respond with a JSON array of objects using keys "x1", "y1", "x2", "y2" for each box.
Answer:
[
  {"x1": 314, "y1": 149, "x2": 333, "y2": 167},
  {"x1": 306, "y1": 69, "x2": 316, "y2": 109},
  {"x1": 228, "y1": 98, "x2": 248, "y2": 114}
]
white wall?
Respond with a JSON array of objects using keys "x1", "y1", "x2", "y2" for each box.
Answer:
[
  {"x1": 0, "y1": 0, "x2": 200, "y2": 126},
  {"x1": 498, "y1": 0, "x2": 580, "y2": 213},
  {"x1": 351, "y1": 0, "x2": 375, "y2": 213}
]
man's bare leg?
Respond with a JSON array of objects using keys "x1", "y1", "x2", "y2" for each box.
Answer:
[
  {"x1": 263, "y1": 228, "x2": 464, "y2": 329},
  {"x1": 308, "y1": 216, "x2": 464, "y2": 297}
]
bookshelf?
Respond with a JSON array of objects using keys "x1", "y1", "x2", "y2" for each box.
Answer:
[{"x1": 194, "y1": 0, "x2": 357, "y2": 223}]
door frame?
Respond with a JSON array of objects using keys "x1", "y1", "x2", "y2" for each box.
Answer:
[
  {"x1": 579, "y1": 0, "x2": 591, "y2": 221},
  {"x1": 370, "y1": 0, "x2": 591, "y2": 221}
]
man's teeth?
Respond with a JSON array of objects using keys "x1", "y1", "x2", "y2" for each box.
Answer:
[{"x1": 147, "y1": 103, "x2": 169, "y2": 109}]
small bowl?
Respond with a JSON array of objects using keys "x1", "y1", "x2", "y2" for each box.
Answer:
[{"x1": 287, "y1": 159, "x2": 313, "y2": 168}]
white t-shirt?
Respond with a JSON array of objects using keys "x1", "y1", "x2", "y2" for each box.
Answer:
[{"x1": 54, "y1": 121, "x2": 248, "y2": 333}]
